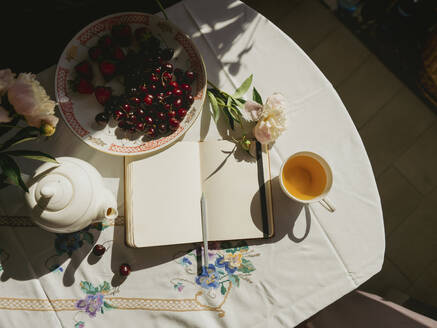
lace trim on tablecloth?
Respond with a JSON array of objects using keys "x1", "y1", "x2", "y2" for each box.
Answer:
[
  {"x1": 0, "y1": 216, "x2": 125, "y2": 227},
  {"x1": 0, "y1": 289, "x2": 230, "y2": 317}
]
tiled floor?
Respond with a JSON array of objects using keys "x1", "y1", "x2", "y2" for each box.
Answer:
[{"x1": 244, "y1": 0, "x2": 437, "y2": 312}]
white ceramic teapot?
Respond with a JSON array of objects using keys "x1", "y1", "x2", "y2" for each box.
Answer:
[{"x1": 25, "y1": 157, "x2": 118, "y2": 233}]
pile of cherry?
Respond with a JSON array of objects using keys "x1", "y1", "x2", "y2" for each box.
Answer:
[{"x1": 71, "y1": 23, "x2": 196, "y2": 139}]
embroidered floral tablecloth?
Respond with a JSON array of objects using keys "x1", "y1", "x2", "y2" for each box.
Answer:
[
  {"x1": 0, "y1": 215, "x2": 259, "y2": 327},
  {"x1": 0, "y1": 1, "x2": 385, "y2": 327}
]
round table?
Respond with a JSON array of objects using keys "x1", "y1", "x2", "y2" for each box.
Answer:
[{"x1": 0, "y1": 0, "x2": 385, "y2": 327}]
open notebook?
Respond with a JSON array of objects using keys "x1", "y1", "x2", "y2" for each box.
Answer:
[{"x1": 124, "y1": 140, "x2": 274, "y2": 248}]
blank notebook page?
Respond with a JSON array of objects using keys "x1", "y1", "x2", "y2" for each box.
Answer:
[
  {"x1": 128, "y1": 141, "x2": 203, "y2": 247},
  {"x1": 199, "y1": 140, "x2": 266, "y2": 241}
]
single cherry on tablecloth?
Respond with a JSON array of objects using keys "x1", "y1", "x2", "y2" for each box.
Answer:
[
  {"x1": 92, "y1": 244, "x2": 106, "y2": 256},
  {"x1": 119, "y1": 263, "x2": 131, "y2": 276}
]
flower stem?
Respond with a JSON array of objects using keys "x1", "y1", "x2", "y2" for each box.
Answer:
[
  {"x1": 154, "y1": 0, "x2": 169, "y2": 20},
  {"x1": 207, "y1": 80, "x2": 220, "y2": 91},
  {"x1": 208, "y1": 82, "x2": 235, "y2": 104}
]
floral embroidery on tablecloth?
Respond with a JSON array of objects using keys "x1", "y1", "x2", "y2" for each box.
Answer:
[
  {"x1": 74, "y1": 321, "x2": 85, "y2": 328},
  {"x1": 54, "y1": 221, "x2": 111, "y2": 257},
  {"x1": 77, "y1": 281, "x2": 117, "y2": 316},
  {"x1": 45, "y1": 219, "x2": 112, "y2": 273},
  {"x1": 172, "y1": 240, "x2": 259, "y2": 297},
  {"x1": 54, "y1": 231, "x2": 88, "y2": 257},
  {"x1": 73, "y1": 281, "x2": 119, "y2": 327},
  {"x1": 50, "y1": 264, "x2": 64, "y2": 274}
]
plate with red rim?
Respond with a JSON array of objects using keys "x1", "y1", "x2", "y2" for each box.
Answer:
[{"x1": 55, "y1": 12, "x2": 207, "y2": 156}]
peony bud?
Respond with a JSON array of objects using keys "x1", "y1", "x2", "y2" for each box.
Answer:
[
  {"x1": 241, "y1": 138, "x2": 252, "y2": 151},
  {"x1": 40, "y1": 123, "x2": 56, "y2": 136}
]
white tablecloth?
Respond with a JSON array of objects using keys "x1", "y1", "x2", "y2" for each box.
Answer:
[{"x1": 0, "y1": 0, "x2": 385, "y2": 327}]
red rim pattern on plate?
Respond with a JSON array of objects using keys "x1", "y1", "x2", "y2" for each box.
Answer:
[
  {"x1": 76, "y1": 14, "x2": 150, "y2": 45},
  {"x1": 56, "y1": 67, "x2": 89, "y2": 137}
]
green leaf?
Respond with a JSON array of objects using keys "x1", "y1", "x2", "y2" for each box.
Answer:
[
  {"x1": 80, "y1": 281, "x2": 95, "y2": 294},
  {"x1": 225, "y1": 248, "x2": 237, "y2": 254},
  {"x1": 75, "y1": 321, "x2": 85, "y2": 328},
  {"x1": 239, "y1": 258, "x2": 255, "y2": 273},
  {"x1": 0, "y1": 117, "x2": 19, "y2": 138},
  {"x1": 91, "y1": 222, "x2": 104, "y2": 231},
  {"x1": 207, "y1": 90, "x2": 220, "y2": 123},
  {"x1": 0, "y1": 127, "x2": 40, "y2": 151},
  {"x1": 216, "y1": 98, "x2": 226, "y2": 107},
  {"x1": 233, "y1": 74, "x2": 253, "y2": 99},
  {"x1": 223, "y1": 108, "x2": 234, "y2": 130},
  {"x1": 227, "y1": 99, "x2": 242, "y2": 123},
  {"x1": 5, "y1": 150, "x2": 58, "y2": 163},
  {"x1": 234, "y1": 98, "x2": 245, "y2": 109},
  {"x1": 252, "y1": 87, "x2": 263, "y2": 105},
  {"x1": 208, "y1": 87, "x2": 221, "y2": 98},
  {"x1": 80, "y1": 281, "x2": 99, "y2": 295},
  {"x1": 0, "y1": 154, "x2": 28, "y2": 192},
  {"x1": 99, "y1": 281, "x2": 111, "y2": 293},
  {"x1": 229, "y1": 106, "x2": 241, "y2": 123},
  {"x1": 220, "y1": 284, "x2": 227, "y2": 295},
  {"x1": 226, "y1": 96, "x2": 231, "y2": 108},
  {"x1": 101, "y1": 307, "x2": 104, "y2": 314},
  {"x1": 238, "y1": 266, "x2": 253, "y2": 274},
  {"x1": 229, "y1": 274, "x2": 240, "y2": 287},
  {"x1": 103, "y1": 301, "x2": 114, "y2": 309}
]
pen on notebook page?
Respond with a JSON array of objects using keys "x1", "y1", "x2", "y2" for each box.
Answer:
[{"x1": 201, "y1": 192, "x2": 208, "y2": 267}]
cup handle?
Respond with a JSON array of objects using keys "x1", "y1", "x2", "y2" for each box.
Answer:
[{"x1": 319, "y1": 197, "x2": 336, "y2": 212}]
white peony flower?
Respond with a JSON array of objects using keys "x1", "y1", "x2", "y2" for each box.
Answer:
[
  {"x1": 0, "y1": 106, "x2": 12, "y2": 123},
  {"x1": 253, "y1": 93, "x2": 287, "y2": 144},
  {"x1": 0, "y1": 69, "x2": 16, "y2": 95},
  {"x1": 241, "y1": 100, "x2": 263, "y2": 121},
  {"x1": 7, "y1": 73, "x2": 58, "y2": 128}
]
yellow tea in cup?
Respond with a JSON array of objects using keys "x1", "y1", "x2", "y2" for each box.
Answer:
[{"x1": 281, "y1": 155, "x2": 327, "y2": 200}]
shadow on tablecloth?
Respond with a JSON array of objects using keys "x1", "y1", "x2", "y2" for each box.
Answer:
[
  {"x1": 250, "y1": 176, "x2": 310, "y2": 246},
  {"x1": 0, "y1": 223, "x2": 101, "y2": 287}
]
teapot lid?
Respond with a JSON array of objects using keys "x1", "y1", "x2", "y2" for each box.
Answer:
[{"x1": 26, "y1": 157, "x2": 94, "y2": 230}]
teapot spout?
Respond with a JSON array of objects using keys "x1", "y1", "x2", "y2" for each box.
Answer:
[
  {"x1": 102, "y1": 206, "x2": 118, "y2": 220},
  {"x1": 97, "y1": 189, "x2": 118, "y2": 221}
]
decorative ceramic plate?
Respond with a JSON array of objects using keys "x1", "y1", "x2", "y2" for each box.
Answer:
[{"x1": 55, "y1": 12, "x2": 207, "y2": 156}]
